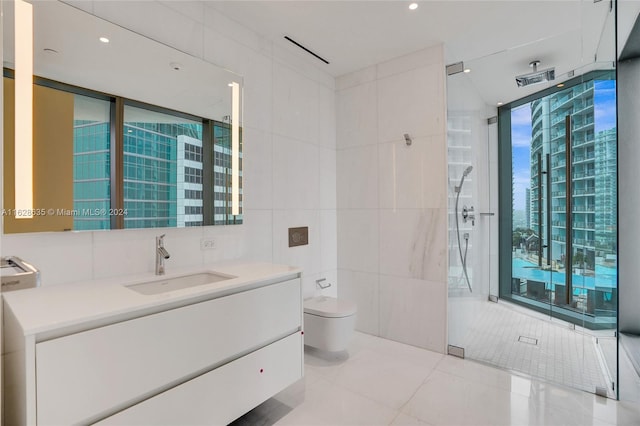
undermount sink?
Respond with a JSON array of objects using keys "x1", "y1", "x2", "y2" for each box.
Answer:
[{"x1": 125, "y1": 272, "x2": 236, "y2": 295}]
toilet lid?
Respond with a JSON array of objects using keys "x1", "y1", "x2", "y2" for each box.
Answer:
[{"x1": 304, "y1": 296, "x2": 357, "y2": 318}]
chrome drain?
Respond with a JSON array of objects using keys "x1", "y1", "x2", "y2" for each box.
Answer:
[{"x1": 518, "y1": 336, "x2": 538, "y2": 345}]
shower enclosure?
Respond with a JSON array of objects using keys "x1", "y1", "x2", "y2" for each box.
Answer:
[
  {"x1": 446, "y1": 0, "x2": 618, "y2": 398},
  {"x1": 446, "y1": 70, "x2": 498, "y2": 348}
]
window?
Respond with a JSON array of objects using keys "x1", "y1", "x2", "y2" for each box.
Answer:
[
  {"x1": 499, "y1": 70, "x2": 616, "y2": 330},
  {"x1": 2, "y1": 71, "x2": 242, "y2": 233}
]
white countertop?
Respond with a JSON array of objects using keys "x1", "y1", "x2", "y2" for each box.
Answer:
[{"x1": 2, "y1": 262, "x2": 301, "y2": 338}]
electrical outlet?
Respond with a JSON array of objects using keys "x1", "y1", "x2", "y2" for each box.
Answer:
[{"x1": 200, "y1": 237, "x2": 216, "y2": 250}]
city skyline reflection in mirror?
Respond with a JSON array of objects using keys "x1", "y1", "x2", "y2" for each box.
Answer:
[{"x1": 2, "y1": 0, "x2": 243, "y2": 234}]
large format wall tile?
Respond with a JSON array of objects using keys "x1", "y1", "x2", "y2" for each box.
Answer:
[
  {"x1": 272, "y1": 135, "x2": 320, "y2": 210},
  {"x1": 338, "y1": 269, "x2": 380, "y2": 335},
  {"x1": 272, "y1": 63, "x2": 320, "y2": 145},
  {"x1": 378, "y1": 135, "x2": 447, "y2": 210},
  {"x1": 319, "y1": 148, "x2": 337, "y2": 210},
  {"x1": 320, "y1": 210, "x2": 338, "y2": 273},
  {"x1": 319, "y1": 86, "x2": 337, "y2": 150},
  {"x1": 337, "y1": 145, "x2": 379, "y2": 209},
  {"x1": 377, "y1": 64, "x2": 445, "y2": 143},
  {"x1": 378, "y1": 275, "x2": 446, "y2": 352},
  {"x1": 336, "y1": 81, "x2": 378, "y2": 149},
  {"x1": 379, "y1": 208, "x2": 447, "y2": 283},
  {"x1": 337, "y1": 209, "x2": 379, "y2": 274},
  {"x1": 241, "y1": 127, "x2": 273, "y2": 210},
  {"x1": 2, "y1": 232, "x2": 94, "y2": 286},
  {"x1": 336, "y1": 45, "x2": 447, "y2": 353},
  {"x1": 92, "y1": 227, "x2": 205, "y2": 280}
]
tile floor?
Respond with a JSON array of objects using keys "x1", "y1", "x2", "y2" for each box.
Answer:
[
  {"x1": 232, "y1": 332, "x2": 640, "y2": 426},
  {"x1": 462, "y1": 300, "x2": 612, "y2": 397}
]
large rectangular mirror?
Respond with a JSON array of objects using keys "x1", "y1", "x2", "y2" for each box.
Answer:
[{"x1": 2, "y1": 0, "x2": 243, "y2": 234}]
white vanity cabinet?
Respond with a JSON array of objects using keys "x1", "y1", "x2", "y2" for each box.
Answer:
[{"x1": 2, "y1": 266, "x2": 303, "y2": 425}]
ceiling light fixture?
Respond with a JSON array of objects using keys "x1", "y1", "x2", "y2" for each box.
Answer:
[
  {"x1": 557, "y1": 83, "x2": 565, "y2": 88},
  {"x1": 99, "y1": 36, "x2": 110, "y2": 43},
  {"x1": 15, "y1": 0, "x2": 34, "y2": 218},
  {"x1": 497, "y1": 102, "x2": 503, "y2": 106},
  {"x1": 463, "y1": 68, "x2": 471, "y2": 73},
  {"x1": 230, "y1": 82, "x2": 240, "y2": 216},
  {"x1": 409, "y1": 3, "x2": 418, "y2": 10}
]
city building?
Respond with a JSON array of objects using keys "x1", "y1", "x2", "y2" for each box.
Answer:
[{"x1": 529, "y1": 77, "x2": 617, "y2": 269}]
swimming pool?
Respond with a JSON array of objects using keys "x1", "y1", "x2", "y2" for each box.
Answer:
[{"x1": 512, "y1": 257, "x2": 616, "y2": 291}]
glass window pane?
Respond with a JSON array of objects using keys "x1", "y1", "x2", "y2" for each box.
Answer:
[
  {"x1": 123, "y1": 105, "x2": 203, "y2": 229},
  {"x1": 73, "y1": 94, "x2": 111, "y2": 230}
]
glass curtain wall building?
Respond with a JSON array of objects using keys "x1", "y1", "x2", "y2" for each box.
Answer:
[
  {"x1": 529, "y1": 80, "x2": 617, "y2": 274},
  {"x1": 71, "y1": 97, "x2": 242, "y2": 231},
  {"x1": 73, "y1": 95, "x2": 111, "y2": 230}
]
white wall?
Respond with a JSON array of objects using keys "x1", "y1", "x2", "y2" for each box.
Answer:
[
  {"x1": 0, "y1": 0, "x2": 337, "y2": 299},
  {"x1": 618, "y1": 57, "x2": 640, "y2": 335},
  {"x1": 618, "y1": 0, "x2": 640, "y2": 59},
  {"x1": 335, "y1": 46, "x2": 448, "y2": 353}
]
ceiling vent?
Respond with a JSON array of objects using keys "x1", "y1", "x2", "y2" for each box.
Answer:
[{"x1": 284, "y1": 36, "x2": 329, "y2": 65}]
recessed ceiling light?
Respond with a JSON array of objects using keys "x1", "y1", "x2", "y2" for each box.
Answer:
[
  {"x1": 557, "y1": 83, "x2": 565, "y2": 88},
  {"x1": 99, "y1": 36, "x2": 110, "y2": 43},
  {"x1": 169, "y1": 62, "x2": 182, "y2": 71},
  {"x1": 497, "y1": 102, "x2": 503, "y2": 106},
  {"x1": 463, "y1": 68, "x2": 471, "y2": 73},
  {"x1": 409, "y1": 3, "x2": 418, "y2": 10}
]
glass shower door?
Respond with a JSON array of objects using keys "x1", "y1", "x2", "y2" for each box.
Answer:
[{"x1": 503, "y1": 69, "x2": 617, "y2": 397}]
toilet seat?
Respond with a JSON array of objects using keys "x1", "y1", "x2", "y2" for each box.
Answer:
[{"x1": 303, "y1": 296, "x2": 357, "y2": 318}]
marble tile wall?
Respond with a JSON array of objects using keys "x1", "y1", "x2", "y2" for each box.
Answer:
[
  {"x1": 335, "y1": 46, "x2": 448, "y2": 353},
  {"x1": 0, "y1": 0, "x2": 337, "y2": 299}
]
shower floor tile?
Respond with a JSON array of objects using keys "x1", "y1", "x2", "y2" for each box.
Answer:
[{"x1": 461, "y1": 300, "x2": 614, "y2": 398}]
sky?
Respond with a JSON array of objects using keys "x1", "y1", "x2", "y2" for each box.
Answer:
[
  {"x1": 594, "y1": 80, "x2": 616, "y2": 132},
  {"x1": 510, "y1": 80, "x2": 617, "y2": 215},
  {"x1": 511, "y1": 103, "x2": 532, "y2": 213}
]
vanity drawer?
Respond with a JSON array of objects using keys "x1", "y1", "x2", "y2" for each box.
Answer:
[
  {"x1": 35, "y1": 278, "x2": 301, "y2": 425},
  {"x1": 96, "y1": 331, "x2": 302, "y2": 425}
]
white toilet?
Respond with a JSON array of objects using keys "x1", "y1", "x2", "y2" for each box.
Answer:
[{"x1": 303, "y1": 296, "x2": 357, "y2": 352}]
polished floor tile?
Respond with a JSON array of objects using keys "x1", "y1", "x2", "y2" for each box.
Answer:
[
  {"x1": 461, "y1": 300, "x2": 612, "y2": 397},
  {"x1": 232, "y1": 332, "x2": 640, "y2": 426}
]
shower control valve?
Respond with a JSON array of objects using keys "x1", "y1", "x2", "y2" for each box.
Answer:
[{"x1": 462, "y1": 205, "x2": 475, "y2": 226}]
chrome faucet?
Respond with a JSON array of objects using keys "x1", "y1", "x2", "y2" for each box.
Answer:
[
  {"x1": 462, "y1": 205, "x2": 476, "y2": 226},
  {"x1": 155, "y1": 234, "x2": 170, "y2": 275}
]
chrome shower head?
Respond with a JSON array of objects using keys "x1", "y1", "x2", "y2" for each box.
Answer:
[{"x1": 515, "y1": 60, "x2": 555, "y2": 87}]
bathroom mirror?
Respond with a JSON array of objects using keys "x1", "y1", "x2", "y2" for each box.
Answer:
[{"x1": 2, "y1": 0, "x2": 243, "y2": 234}]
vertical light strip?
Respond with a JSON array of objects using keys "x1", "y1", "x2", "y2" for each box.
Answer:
[
  {"x1": 231, "y1": 82, "x2": 240, "y2": 216},
  {"x1": 14, "y1": 0, "x2": 34, "y2": 218}
]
